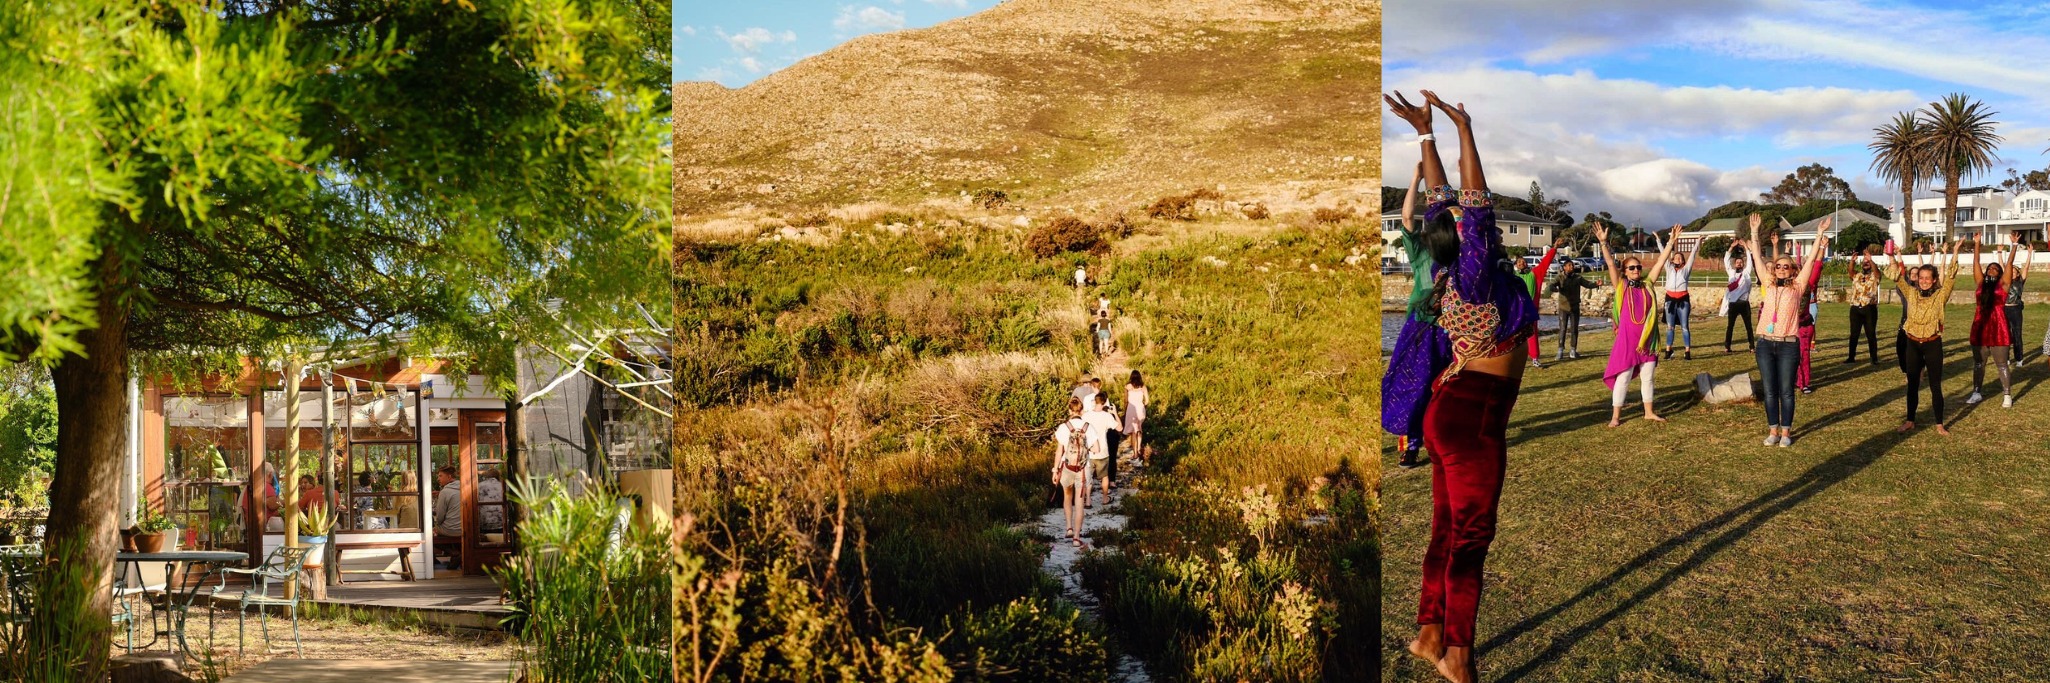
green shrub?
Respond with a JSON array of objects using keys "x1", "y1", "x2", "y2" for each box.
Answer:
[
  {"x1": 0, "y1": 537, "x2": 110, "y2": 682},
  {"x1": 494, "y1": 480, "x2": 670, "y2": 681},
  {"x1": 945, "y1": 598, "x2": 1114, "y2": 682},
  {"x1": 974, "y1": 370, "x2": 1069, "y2": 434}
]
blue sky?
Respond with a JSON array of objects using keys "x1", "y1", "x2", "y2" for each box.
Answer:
[
  {"x1": 1383, "y1": 0, "x2": 2050, "y2": 226},
  {"x1": 675, "y1": 1, "x2": 1002, "y2": 86}
]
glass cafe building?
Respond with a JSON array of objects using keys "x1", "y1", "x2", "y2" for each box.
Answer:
[{"x1": 127, "y1": 348, "x2": 669, "y2": 580}]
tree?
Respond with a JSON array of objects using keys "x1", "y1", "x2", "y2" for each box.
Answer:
[
  {"x1": 1870, "y1": 111, "x2": 1932, "y2": 244},
  {"x1": 1836, "y1": 221, "x2": 1888, "y2": 253},
  {"x1": 2000, "y1": 168, "x2": 2050, "y2": 196},
  {"x1": 0, "y1": 368, "x2": 56, "y2": 508},
  {"x1": 8, "y1": 0, "x2": 669, "y2": 663},
  {"x1": 1921, "y1": 93, "x2": 2003, "y2": 241},
  {"x1": 1380, "y1": 185, "x2": 1404, "y2": 213},
  {"x1": 1759, "y1": 163, "x2": 1859, "y2": 205},
  {"x1": 1697, "y1": 235, "x2": 1734, "y2": 259}
]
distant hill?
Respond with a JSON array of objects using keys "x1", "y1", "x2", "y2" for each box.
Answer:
[{"x1": 674, "y1": 0, "x2": 1378, "y2": 216}]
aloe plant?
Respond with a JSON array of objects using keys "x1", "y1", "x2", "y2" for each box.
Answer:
[{"x1": 298, "y1": 505, "x2": 334, "y2": 538}]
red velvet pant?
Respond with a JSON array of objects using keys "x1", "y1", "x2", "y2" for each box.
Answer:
[
  {"x1": 1417, "y1": 371, "x2": 1520, "y2": 648},
  {"x1": 1796, "y1": 323, "x2": 1816, "y2": 388}
]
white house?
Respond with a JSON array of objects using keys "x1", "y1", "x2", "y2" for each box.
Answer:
[
  {"x1": 1888, "y1": 186, "x2": 2050, "y2": 246},
  {"x1": 1378, "y1": 209, "x2": 1559, "y2": 265}
]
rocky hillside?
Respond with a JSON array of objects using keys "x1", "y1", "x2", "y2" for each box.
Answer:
[{"x1": 674, "y1": 0, "x2": 1379, "y2": 217}]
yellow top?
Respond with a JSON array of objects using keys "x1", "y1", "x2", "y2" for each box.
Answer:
[{"x1": 1892, "y1": 260, "x2": 1961, "y2": 341}]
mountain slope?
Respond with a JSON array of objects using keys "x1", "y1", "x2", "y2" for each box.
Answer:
[{"x1": 674, "y1": 0, "x2": 1379, "y2": 216}]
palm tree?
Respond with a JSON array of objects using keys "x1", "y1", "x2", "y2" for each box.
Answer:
[
  {"x1": 1869, "y1": 111, "x2": 1931, "y2": 245},
  {"x1": 1920, "y1": 93, "x2": 2003, "y2": 242}
]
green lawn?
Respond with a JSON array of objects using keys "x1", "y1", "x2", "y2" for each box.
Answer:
[{"x1": 1381, "y1": 302, "x2": 2050, "y2": 681}]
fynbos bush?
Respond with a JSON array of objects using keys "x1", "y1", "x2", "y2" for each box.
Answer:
[
  {"x1": 1146, "y1": 194, "x2": 1196, "y2": 221},
  {"x1": 973, "y1": 188, "x2": 1010, "y2": 210},
  {"x1": 945, "y1": 598, "x2": 1114, "y2": 682},
  {"x1": 1242, "y1": 202, "x2": 1271, "y2": 220},
  {"x1": 1312, "y1": 207, "x2": 1354, "y2": 224},
  {"x1": 1025, "y1": 216, "x2": 1109, "y2": 258}
]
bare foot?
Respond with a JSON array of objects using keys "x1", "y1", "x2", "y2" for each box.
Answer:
[
  {"x1": 1607, "y1": 419, "x2": 1623, "y2": 428},
  {"x1": 1407, "y1": 624, "x2": 1445, "y2": 664},
  {"x1": 1936, "y1": 424, "x2": 1951, "y2": 436},
  {"x1": 1644, "y1": 413, "x2": 1666, "y2": 422},
  {"x1": 1435, "y1": 645, "x2": 1476, "y2": 683},
  {"x1": 1898, "y1": 421, "x2": 1914, "y2": 433}
]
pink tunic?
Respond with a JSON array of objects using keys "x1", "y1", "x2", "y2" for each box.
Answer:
[{"x1": 1603, "y1": 285, "x2": 1659, "y2": 389}]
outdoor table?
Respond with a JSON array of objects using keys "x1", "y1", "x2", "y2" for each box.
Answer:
[{"x1": 115, "y1": 550, "x2": 247, "y2": 657}]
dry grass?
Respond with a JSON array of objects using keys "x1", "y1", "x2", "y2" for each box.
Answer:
[{"x1": 114, "y1": 605, "x2": 509, "y2": 680}]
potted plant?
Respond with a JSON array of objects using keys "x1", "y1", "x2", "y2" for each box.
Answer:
[
  {"x1": 133, "y1": 503, "x2": 175, "y2": 554},
  {"x1": 299, "y1": 505, "x2": 335, "y2": 569}
]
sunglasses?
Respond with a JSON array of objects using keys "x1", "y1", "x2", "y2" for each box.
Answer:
[{"x1": 1625, "y1": 265, "x2": 1641, "y2": 271}]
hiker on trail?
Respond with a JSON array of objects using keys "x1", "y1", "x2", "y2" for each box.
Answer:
[
  {"x1": 1072, "y1": 375, "x2": 1098, "y2": 406},
  {"x1": 1387, "y1": 89, "x2": 1537, "y2": 683},
  {"x1": 1096, "y1": 293, "x2": 1112, "y2": 319},
  {"x1": 1595, "y1": 222, "x2": 1677, "y2": 427},
  {"x1": 1846, "y1": 250, "x2": 1883, "y2": 365},
  {"x1": 1093, "y1": 310, "x2": 1114, "y2": 356},
  {"x1": 1967, "y1": 239, "x2": 2020, "y2": 408},
  {"x1": 1551, "y1": 260, "x2": 1599, "y2": 360},
  {"x1": 1084, "y1": 393, "x2": 1123, "y2": 505},
  {"x1": 1753, "y1": 215, "x2": 1830, "y2": 447},
  {"x1": 1658, "y1": 230, "x2": 1701, "y2": 361},
  {"x1": 1124, "y1": 370, "x2": 1149, "y2": 466},
  {"x1": 1885, "y1": 238, "x2": 1962, "y2": 434},
  {"x1": 1721, "y1": 241, "x2": 1756, "y2": 353},
  {"x1": 1517, "y1": 238, "x2": 1562, "y2": 369},
  {"x1": 2006, "y1": 244, "x2": 2031, "y2": 366},
  {"x1": 1074, "y1": 264, "x2": 1089, "y2": 289},
  {"x1": 1383, "y1": 159, "x2": 1454, "y2": 471},
  {"x1": 1051, "y1": 397, "x2": 1097, "y2": 550}
]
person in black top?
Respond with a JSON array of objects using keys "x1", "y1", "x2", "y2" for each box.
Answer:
[{"x1": 1550, "y1": 261, "x2": 1601, "y2": 360}]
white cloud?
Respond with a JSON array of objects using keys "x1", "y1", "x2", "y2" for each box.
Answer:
[
  {"x1": 695, "y1": 66, "x2": 732, "y2": 82},
  {"x1": 680, "y1": 25, "x2": 697, "y2": 37},
  {"x1": 739, "y1": 57, "x2": 764, "y2": 73},
  {"x1": 835, "y1": 5, "x2": 907, "y2": 33},
  {"x1": 720, "y1": 27, "x2": 797, "y2": 55},
  {"x1": 926, "y1": 0, "x2": 969, "y2": 7},
  {"x1": 1387, "y1": 0, "x2": 1768, "y2": 63}
]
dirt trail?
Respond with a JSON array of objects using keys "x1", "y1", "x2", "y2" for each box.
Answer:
[{"x1": 1034, "y1": 310, "x2": 1151, "y2": 682}]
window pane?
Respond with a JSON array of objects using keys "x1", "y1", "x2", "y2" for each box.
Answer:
[
  {"x1": 162, "y1": 396, "x2": 251, "y2": 551},
  {"x1": 343, "y1": 443, "x2": 420, "y2": 531}
]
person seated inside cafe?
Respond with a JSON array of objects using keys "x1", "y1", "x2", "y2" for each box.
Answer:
[{"x1": 432, "y1": 465, "x2": 462, "y2": 571}]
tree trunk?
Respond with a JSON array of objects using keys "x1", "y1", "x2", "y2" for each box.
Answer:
[
  {"x1": 44, "y1": 249, "x2": 133, "y2": 663},
  {"x1": 1945, "y1": 176, "x2": 1960, "y2": 243},
  {"x1": 1902, "y1": 181, "x2": 1914, "y2": 244},
  {"x1": 505, "y1": 346, "x2": 528, "y2": 551}
]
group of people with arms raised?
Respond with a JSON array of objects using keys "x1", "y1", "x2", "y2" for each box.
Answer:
[{"x1": 1381, "y1": 87, "x2": 2043, "y2": 682}]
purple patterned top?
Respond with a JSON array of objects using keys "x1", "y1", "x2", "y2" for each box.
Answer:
[
  {"x1": 1380, "y1": 187, "x2": 1537, "y2": 434},
  {"x1": 1431, "y1": 188, "x2": 1539, "y2": 379}
]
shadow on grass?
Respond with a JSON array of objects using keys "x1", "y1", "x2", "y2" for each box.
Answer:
[{"x1": 1481, "y1": 393, "x2": 1916, "y2": 682}]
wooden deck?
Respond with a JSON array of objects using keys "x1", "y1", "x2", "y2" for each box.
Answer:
[
  {"x1": 208, "y1": 575, "x2": 514, "y2": 631},
  {"x1": 221, "y1": 658, "x2": 513, "y2": 682}
]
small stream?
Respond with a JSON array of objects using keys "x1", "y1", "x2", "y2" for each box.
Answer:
[{"x1": 1032, "y1": 449, "x2": 1152, "y2": 683}]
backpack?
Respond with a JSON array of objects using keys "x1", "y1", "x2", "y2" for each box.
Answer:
[{"x1": 1061, "y1": 419, "x2": 1089, "y2": 470}]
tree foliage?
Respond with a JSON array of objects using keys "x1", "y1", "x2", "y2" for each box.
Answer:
[
  {"x1": 2001, "y1": 168, "x2": 2050, "y2": 196},
  {"x1": 1759, "y1": 163, "x2": 1859, "y2": 205},
  {"x1": 1836, "y1": 221, "x2": 1888, "y2": 253}
]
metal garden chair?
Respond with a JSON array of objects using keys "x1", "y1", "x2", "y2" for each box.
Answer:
[{"x1": 212, "y1": 545, "x2": 311, "y2": 656}]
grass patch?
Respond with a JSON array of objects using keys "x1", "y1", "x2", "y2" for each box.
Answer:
[{"x1": 1381, "y1": 303, "x2": 2050, "y2": 681}]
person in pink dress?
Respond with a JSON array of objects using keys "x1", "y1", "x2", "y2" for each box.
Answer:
[{"x1": 1595, "y1": 223, "x2": 1685, "y2": 427}]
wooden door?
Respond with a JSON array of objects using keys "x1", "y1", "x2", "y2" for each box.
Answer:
[{"x1": 458, "y1": 411, "x2": 512, "y2": 575}]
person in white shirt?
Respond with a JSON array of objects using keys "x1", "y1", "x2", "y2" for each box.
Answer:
[
  {"x1": 1083, "y1": 393, "x2": 1123, "y2": 504},
  {"x1": 477, "y1": 468, "x2": 506, "y2": 533},
  {"x1": 1049, "y1": 397, "x2": 1097, "y2": 549},
  {"x1": 1071, "y1": 375, "x2": 1098, "y2": 406},
  {"x1": 432, "y1": 466, "x2": 463, "y2": 570},
  {"x1": 1074, "y1": 264, "x2": 1088, "y2": 289},
  {"x1": 1123, "y1": 370, "x2": 1149, "y2": 466},
  {"x1": 1721, "y1": 243, "x2": 1756, "y2": 353},
  {"x1": 1659, "y1": 233, "x2": 1701, "y2": 360}
]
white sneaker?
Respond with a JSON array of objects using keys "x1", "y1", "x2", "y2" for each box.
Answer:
[
  {"x1": 1764, "y1": 434, "x2": 1780, "y2": 446},
  {"x1": 2004, "y1": 395, "x2": 2014, "y2": 408},
  {"x1": 1967, "y1": 392, "x2": 1984, "y2": 405},
  {"x1": 1780, "y1": 435, "x2": 1793, "y2": 448}
]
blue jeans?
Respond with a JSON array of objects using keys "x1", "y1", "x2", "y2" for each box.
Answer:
[
  {"x1": 1756, "y1": 339, "x2": 1800, "y2": 428},
  {"x1": 1665, "y1": 296, "x2": 1691, "y2": 348}
]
